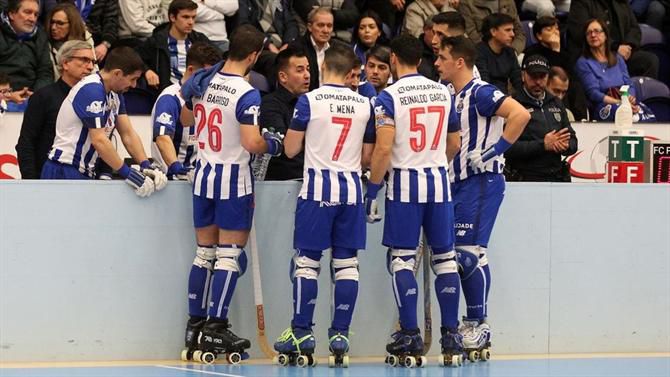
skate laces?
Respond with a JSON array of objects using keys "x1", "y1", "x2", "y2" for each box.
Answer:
[{"x1": 277, "y1": 327, "x2": 313, "y2": 352}]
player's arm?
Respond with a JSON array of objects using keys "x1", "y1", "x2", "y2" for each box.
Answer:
[
  {"x1": 361, "y1": 143, "x2": 374, "y2": 169},
  {"x1": 495, "y1": 97, "x2": 531, "y2": 146},
  {"x1": 282, "y1": 94, "x2": 311, "y2": 159},
  {"x1": 361, "y1": 104, "x2": 376, "y2": 169},
  {"x1": 117, "y1": 113, "x2": 168, "y2": 190},
  {"x1": 155, "y1": 136, "x2": 178, "y2": 166},
  {"x1": 239, "y1": 90, "x2": 283, "y2": 156},
  {"x1": 283, "y1": 129, "x2": 304, "y2": 158},
  {"x1": 369, "y1": 124, "x2": 394, "y2": 184},
  {"x1": 447, "y1": 131, "x2": 461, "y2": 162},
  {"x1": 180, "y1": 105, "x2": 194, "y2": 126},
  {"x1": 89, "y1": 127, "x2": 126, "y2": 172}
]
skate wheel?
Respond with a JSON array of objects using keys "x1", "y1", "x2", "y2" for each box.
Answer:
[
  {"x1": 386, "y1": 354, "x2": 399, "y2": 367},
  {"x1": 227, "y1": 352, "x2": 242, "y2": 364},
  {"x1": 180, "y1": 348, "x2": 190, "y2": 361},
  {"x1": 404, "y1": 356, "x2": 417, "y2": 368},
  {"x1": 418, "y1": 356, "x2": 427, "y2": 368},
  {"x1": 201, "y1": 352, "x2": 216, "y2": 365},
  {"x1": 480, "y1": 348, "x2": 491, "y2": 361},
  {"x1": 276, "y1": 354, "x2": 289, "y2": 366},
  {"x1": 308, "y1": 355, "x2": 317, "y2": 367},
  {"x1": 468, "y1": 350, "x2": 479, "y2": 362},
  {"x1": 438, "y1": 354, "x2": 446, "y2": 367},
  {"x1": 297, "y1": 355, "x2": 310, "y2": 367},
  {"x1": 342, "y1": 355, "x2": 349, "y2": 368},
  {"x1": 192, "y1": 350, "x2": 203, "y2": 363},
  {"x1": 451, "y1": 354, "x2": 463, "y2": 367},
  {"x1": 328, "y1": 355, "x2": 335, "y2": 368}
]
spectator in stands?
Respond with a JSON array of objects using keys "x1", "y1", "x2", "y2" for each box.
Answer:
[
  {"x1": 0, "y1": 72, "x2": 9, "y2": 115},
  {"x1": 567, "y1": 0, "x2": 659, "y2": 79},
  {"x1": 238, "y1": 0, "x2": 299, "y2": 79},
  {"x1": 460, "y1": 0, "x2": 526, "y2": 53},
  {"x1": 45, "y1": 3, "x2": 96, "y2": 80},
  {"x1": 362, "y1": 0, "x2": 406, "y2": 37},
  {"x1": 15, "y1": 40, "x2": 95, "y2": 179},
  {"x1": 293, "y1": 7, "x2": 334, "y2": 90},
  {"x1": 0, "y1": 0, "x2": 53, "y2": 110},
  {"x1": 260, "y1": 45, "x2": 310, "y2": 181},
  {"x1": 630, "y1": 0, "x2": 667, "y2": 32},
  {"x1": 524, "y1": 16, "x2": 569, "y2": 71},
  {"x1": 575, "y1": 19, "x2": 655, "y2": 122},
  {"x1": 547, "y1": 66, "x2": 575, "y2": 121},
  {"x1": 118, "y1": 0, "x2": 168, "y2": 44},
  {"x1": 418, "y1": 11, "x2": 467, "y2": 80},
  {"x1": 403, "y1": 0, "x2": 456, "y2": 38},
  {"x1": 295, "y1": 0, "x2": 359, "y2": 43},
  {"x1": 505, "y1": 54, "x2": 577, "y2": 182},
  {"x1": 138, "y1": 0, "x2": 211, "y2": 92},
  {"x1": 476, "y1": 13, "x2": 523, "y2": 94},
  {"x1": 521, "y1": 0, "x2": 570, "y2": 17},
  {"x1": 358, "y1": 44, "x2": 391, "y2": 98},
  {"x1": 352, "y1": 10, "x2": 386, "y2": 75},
  {"x1": 418, "y1": 19, "x2": 439, "y2": 80},
  {"x1": 192, "y1": 0, "x2": 237, "y2": 53}
]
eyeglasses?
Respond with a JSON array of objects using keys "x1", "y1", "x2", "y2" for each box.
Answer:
[
  {"x1": 70, "y1": 56, "x2": 97, "y2": 65},
  {"x1": 586, "y1": 29, "x2": 604, "y2": 36},
  {"x1": 0, "y1": 88, "x2": 11, "y2": 95},
  {"x1": 51, "y1": 20, "x2": 69, "y2": 26}
]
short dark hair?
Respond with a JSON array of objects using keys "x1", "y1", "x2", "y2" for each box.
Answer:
[
  {"x1": 227, "y1": 24, "x2": 265, "y2": 61},
  {"x1": 481, "y1": 13, "x2": 515, "y2": 42},
  {"x1": 532, "y1": 16, "x2": 558, "y2": 38},
  {"x1": 366, "y1": 45, "x2": 391, "y2": 66},
  {"x1": 6, "y1": 0, "x2": 38, "y2": 14},
  {"x1": 186, "y1": 42, "x2": 223, "y2": 68},
  {"x1": 0, "y1": 71, "x2": 10, "y2": 86},
  {"x1": 549, "y1": 66, "x2": 569, "y2": 82},
  {"x1": 275, "y1": 44, "x2": 307, "y2": 76},
  {"x1": 324, "y1": 43, "x2": 357, "y2": 76},
  {"x1": 103, "y1": 47, "x2": 145, "y2": 74},
  {"x1": 389, "y1": 34, "x2": 423, "y2": 66},
  {"x1": 432, "y1": 11, "x2": 466, "y2": 34},
  {"x1": 440, "y1": 35, "x2": 477, "y2": 68},
  {"x1": 168, "y1": 0, "x2": 197, "y2": 18}
]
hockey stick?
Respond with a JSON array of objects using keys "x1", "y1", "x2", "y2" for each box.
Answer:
[
  {"x1": 422, "y1": 234, "x2": 432, "y2": 354},
  {"x1": 248, "y1": 221, "x2": 276, "y2": 359}
]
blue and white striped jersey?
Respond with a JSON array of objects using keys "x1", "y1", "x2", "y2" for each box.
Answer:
[
  {"x1": 48, "y1": 73, "x2": 126, "y2": 177},
  {"x1": 168, "y1": 36, "x2": 191, "y2": 84},
  {"x1": 291, "y1": 84, "x2": 375, "y2": 204},
  {"x1": 449, "y1": 79, "x2": 508, "y2": 183},
  {"x1": 150, "y1": 83, "x2": 197, "y2": 172},
  {"x1": 191, "y1": 72, "x2": 261, "y2": 199},
  {"x1": 374, "y1": 73, "x2": 459, "y2": 203}
]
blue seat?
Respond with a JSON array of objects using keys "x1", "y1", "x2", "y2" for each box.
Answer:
[
  {"x1": 630, "y1": 76, "x2": 670, "y2": 102},
  {"x1": 639, "y1": 23, "x2": 664, "y2": 46},
  {"x1": 248, "y1": 71, "x2": 271, "y2": 96},
  {"x1": 643, "y1": 97, "x2": 670, "y2": 122},
  {"x1": 521, "y1": 20, "x2": 537, "y2": 48}
]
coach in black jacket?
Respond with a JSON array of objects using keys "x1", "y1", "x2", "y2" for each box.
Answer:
[{"x1": 505, "y1": 55, "x2": 577, "y2": 182}]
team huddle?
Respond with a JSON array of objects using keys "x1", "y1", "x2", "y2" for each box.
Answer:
[{"x1": 43, "y1": 22, "x2": 530, "y2": 368}]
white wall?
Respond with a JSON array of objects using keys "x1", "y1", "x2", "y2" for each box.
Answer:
[{"x1": 0, "y1": 181, "x2": 668, "y2": 362}]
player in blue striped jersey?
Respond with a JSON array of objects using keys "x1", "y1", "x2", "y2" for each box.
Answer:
[
  {"x1": 151, "y1": 43, "x2": 222, "y2": 181},
  {"x1": 435, "y1": 36, "x2": 530, "y2": 360},
  {"x1": 365, "y1": 34, "x2": 463, "y2": 365},
  {"x1": 42, "y1": 47, "x2": 167, "y2": 197},
  {"x1": 179, "y1": 25, "x2": 283, "y2": 361},
  {"x1": 273, "y1": 44, "x2": 375, "y2": 364}
]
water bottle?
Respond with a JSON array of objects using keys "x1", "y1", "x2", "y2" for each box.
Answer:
[{"x1": 614, "y1": 85, "x2": 633, "y2": 128}]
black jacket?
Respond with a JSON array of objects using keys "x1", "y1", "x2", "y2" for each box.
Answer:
[
  {"x1": 476, "y1": 42, "x2": 522, "y2": 95},
  {"x1": 259, "y1": 84, "x2": 303, "y2": 180},
  {"x1": 523, "y1": 43, "x2": 570, "y2": 72},
  {"x1": 418, "y1": 33, "x2": 438, "y2": 82},
  {"x1": 86, "y1": 0, "x2": 119, "y2": 46},
  {"x1": 15, "y1": 79, "x2": 71, "y2": 179},
  {"x1": 295, "y1": 0, "x2": 359, "y2": 43},
  {"x1": 505, "y1": 89, "x2": 578, "y2": 181},
  {"x1": 0, "y1": 15, "x2": 53, "y2": 91},
  {"x1": 238, "y1": 0, "x2": 299, "y2": 46},
  {"x1": 137, "y1": 23, "x2": 211, "y2": 92}
]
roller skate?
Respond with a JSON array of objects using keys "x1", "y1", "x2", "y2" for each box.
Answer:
[
  {"x1": 384, "y1": 328, "x2": 427, "y2": 368},
  {"x1": 327, "y1": 328, "x2": 350, "y2": 368},
  {"x1": 438, "y1": 326, "x2": 464, "y2": 367},
  {"x1": 181, "y1": 316, "x2": 205, "y2": 361},
  {"x1": 273, "y1": 327, "x2": 317, "y2": 367},
  {"x1": 460, "y1": 318, "x2": 491, "y2": 362},
  {"x1": 194, "y1": 318, "x2": 250, "y2": 365}
]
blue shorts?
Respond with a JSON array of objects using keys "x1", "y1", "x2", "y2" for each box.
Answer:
[
  {"x1": 40, "y1": 160, "x2": 90, "y2": 180},
  {"x1": 193, "y1": 194, "x2": 254, "y2": 230},
  {"x1": 382, "y1": 200, "x2": 455, "y2": 252},
  {"x1": 452, "y1": 172, "x2": 505, "y2": 247},
  {"x1": 293, "y1": 199, "x2": 366, "y2": 251}
]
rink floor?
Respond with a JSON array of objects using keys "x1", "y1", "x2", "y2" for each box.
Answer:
[{"x1": 2, "y1": 354, "x2": 669, "y2": 377}]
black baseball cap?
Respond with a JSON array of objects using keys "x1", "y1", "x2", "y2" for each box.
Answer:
[{"x1": 522, "y1": 54, "x2": 550, "y2": 74}]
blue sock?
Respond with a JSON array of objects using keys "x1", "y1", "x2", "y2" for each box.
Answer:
[
  {"x1": 462, "y1": 266, "x2": 487, "y2": 320},
  {"x1": 188, "y1": 245, "x2": 214, "y2": 318},
  {"x1": 291, "y1": 249, "x2": 322, "y2": 329},
  {"x1": 208, "y1": 245, "x2": 241, "y2": 320},
  {"x1": 393, "y1": 268, "x2": 418, "y2": 330},
  {"x1": 435, "y1": 272, "x2": 461, "y2": 329},
  {"x1": 331, "y1": 247, "x2": 359, "y2": 332}
]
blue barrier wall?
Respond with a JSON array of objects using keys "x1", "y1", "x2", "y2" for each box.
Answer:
[{"x1": 0, "y1": 181, "x2": 668, "y2": 362}]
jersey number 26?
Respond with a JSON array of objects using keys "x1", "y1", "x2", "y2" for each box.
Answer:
[{"x1": 194, "y1": 103, "x2": 222, "y2": 152}]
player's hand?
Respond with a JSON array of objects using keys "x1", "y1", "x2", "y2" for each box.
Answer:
[
  {"x1": 145, "y1": 70, "x2": 160, "y2": 88},
  {"x1": 262, "y1": 128, "x2": 284, "y2": 157},
  {"x1": 365, "y1": 181, "x2": 383, "y2": 224},
  {"x1": 168, "y1": 161, "x2": 194, "y2": 182},
  {"x1": 140, "y1": 160, "x2": 168, "y2": 191},
  {"x1": 466, "y1": 149, "x2": 486, "y2": 174},
  {"x1": 120, "y1": 166, "x2": 155, "y2": 197}
]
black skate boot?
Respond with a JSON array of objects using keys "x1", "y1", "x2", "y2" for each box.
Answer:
[
  {"x1": 181, "y1": 316, "x2": 205, "y2": 361},
  {"x1": 439, "y1": 326, "x2": 464, "y2": 367},
  {"x1": 385, "y1": 328, "x2": 427, "y2": 368},
  {"x1": 196, "y1": 318, "x2": 251, "y2": 364}
]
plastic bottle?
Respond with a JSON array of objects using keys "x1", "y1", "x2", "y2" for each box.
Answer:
[{"x1": 614, "y1": 85, "x2": 633, "y2": 128}]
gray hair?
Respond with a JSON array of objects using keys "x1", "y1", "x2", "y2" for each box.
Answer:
[
  {"x1": 307, "y1": 7, "x2": 333, "y2": 23},
  {"x1": 56, "y1": 40, "x2": 94, "y2": 69}
]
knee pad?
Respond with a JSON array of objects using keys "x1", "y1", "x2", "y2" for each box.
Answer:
[
  {"x1": 290, "y1": 251, "x2": 321, "y2": 280},
  {"x1": 193, "y1": 245, "x2": 216, "y2": 270},
  {"x1": 386, "y1": 248, "x2": 417, "y2": 275},
  {"x1": 331, "y1": 256, "x2": 360, "y2": 282},
  {"x1": 456, "y1": 246, "x2": 480, "y2": 279},
  {"x1": 431, "y1": 250, "x2": 458, "y2": 275},
  {"x1": 478, "y1": 247, "x2": 488, "y2": 267},
  {"x1": 214, "y1": 245, "x2": 248, "y2": 276}
]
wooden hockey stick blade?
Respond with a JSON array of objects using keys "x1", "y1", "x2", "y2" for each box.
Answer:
[{"x1": 249, "y1": 221, "x2": 276, "y2": 358}]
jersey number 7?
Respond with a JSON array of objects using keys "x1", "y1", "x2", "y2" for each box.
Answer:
[
  {"x1": 194, "y1": 103, "x2": 223, "y2": 152},
  {"x1": 331, "y1": 117, "x2": 352, "y2": 161},
  {"x1": 409, "y1": 106, "x2": 445, "y2": 152}
]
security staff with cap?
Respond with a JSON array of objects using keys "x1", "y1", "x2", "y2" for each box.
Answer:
[{"x1": 504, "y1": 55, "x2": 578, "y2": 182}]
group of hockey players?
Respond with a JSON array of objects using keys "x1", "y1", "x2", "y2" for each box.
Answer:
[{"x1": 42, "y1": 16, "x2": 530, "y2": 367}]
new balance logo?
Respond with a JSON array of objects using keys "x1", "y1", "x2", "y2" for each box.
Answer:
[
  {"x1": 336, "y1": 304, "x2": 350, "y2": 311},
  {"x1": 405, "y1": 288, "x2": 417, "y2": 296},
  {"x1": 307, "y1": 299, "x2": 317, "y2": 305},
  {"x1": 188, "y1": 293, "x2": 197, "y2": 300},
  {"x1": 456, "y1": 230, "x2": 466, "y2": 237},
  {"x1": 441, "y1": 287, "x2": 457, "y2": 294}
]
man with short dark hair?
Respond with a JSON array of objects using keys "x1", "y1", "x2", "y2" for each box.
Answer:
[
  {"x1": 523, "y1": 16, "x2": 569, "y2": 71},
  {"x1": 475, "y1": 13, "x2": 522, "y2": 94},
  {"x1": 260, "y1": 45, "x2": 311, "y2": 181},
  {"x1": 505, "y1": 54, "x2": 577, "y2": 182},
  {"x1": 358, "y1": 45, "x2": 391, "y2": 98},
  {"x1": 460, "y1": 0, "x2": 526, "y2": 53},
  {"x1": 41, "y1": 47, "x2": 166, "y2": 199},
  {"x1": 547, "y1": 66, "x2": 575, "y2": 121}
]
